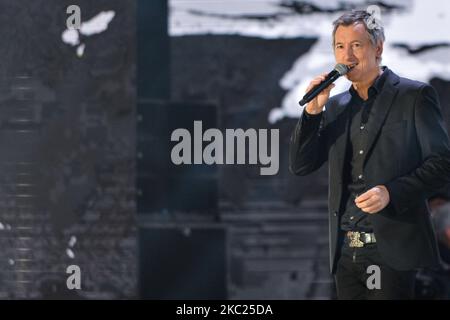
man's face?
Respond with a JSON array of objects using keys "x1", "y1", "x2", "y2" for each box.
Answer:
[{"x1": 334, "y1": 23, "x2": 382, "y2": 82}]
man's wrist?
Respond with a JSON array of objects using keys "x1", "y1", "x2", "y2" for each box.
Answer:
[{"x1": 304, "y1": 107, "x2": 323, "y2": 118}]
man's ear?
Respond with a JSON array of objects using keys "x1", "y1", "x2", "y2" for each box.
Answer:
[{"x1": 376, "y1": 41, "x2": 384, "y2": 61}]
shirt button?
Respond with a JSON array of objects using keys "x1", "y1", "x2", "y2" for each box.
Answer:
[
  {"x1": 333, "y1": 211, "x2": 338, "y2": 217},
  {"x1": 360, "y1": 125, "x2": 365, "y2": 130},
  {"x1": 359, "y1": 150, "x2": 364, "y2": 155},
  {"x1": 358, "y1": 174, "x2": 363, "y2": 179},
  {"x1": 350, "y1": 216, "x2": 354, "y2": 220}
]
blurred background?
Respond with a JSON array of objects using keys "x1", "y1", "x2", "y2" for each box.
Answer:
[{"x1": 0, "y1": 0, "x2": 449, "y2": 299}]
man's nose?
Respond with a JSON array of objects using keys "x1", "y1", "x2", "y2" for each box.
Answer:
[{"x1": 344, "y1": 45, "x2": 355, "y2": 61}]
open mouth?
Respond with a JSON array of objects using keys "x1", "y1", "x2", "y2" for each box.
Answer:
[{"x1": 348, "y1": 63, "x2": 359, "y2": 70}]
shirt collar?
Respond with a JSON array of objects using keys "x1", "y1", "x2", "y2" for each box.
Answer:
[{"x1": 349, "y1": 66, "x2": 388, "y2": 101}]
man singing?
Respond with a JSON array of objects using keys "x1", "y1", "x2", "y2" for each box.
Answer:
[{"x1": 289, "y1": 10, "x2": 450, "y2": 299}]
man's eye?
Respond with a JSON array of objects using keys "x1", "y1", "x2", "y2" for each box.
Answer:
[
  {"x1": 352, "y1": 43, "x2": 361, "y2": 48},
  {"x1": 335, "y1": 45, "x2": 343, "y2": 49}
]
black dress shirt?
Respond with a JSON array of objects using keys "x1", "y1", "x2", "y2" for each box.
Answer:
[{"x1": 340, "y1": 68, "x2": 388, "y2": 232}]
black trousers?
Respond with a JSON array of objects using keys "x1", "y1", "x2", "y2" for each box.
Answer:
[{"x1": 334, "y1": 242, "x2": 416, "y2": 300}]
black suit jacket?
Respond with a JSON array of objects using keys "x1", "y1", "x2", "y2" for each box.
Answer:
[{"x1": 289, "y1": 68, "x2": 450, "y2": 273}]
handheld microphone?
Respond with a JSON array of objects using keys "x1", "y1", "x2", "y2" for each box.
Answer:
[{"x1": 299, "y1": 63, "x2": 355, "y2": 106}]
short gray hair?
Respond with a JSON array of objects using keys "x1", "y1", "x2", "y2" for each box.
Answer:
[{"x1": 332, "y1": 10, "x2": 385, "y2": 56}]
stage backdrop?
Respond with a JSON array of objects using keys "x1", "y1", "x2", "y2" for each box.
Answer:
[{"x1": 0, "y1": 0, "x2": 136, "y2": 299}]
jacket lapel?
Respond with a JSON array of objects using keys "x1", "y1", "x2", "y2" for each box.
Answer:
[
  {"x1": 362, "y1": 70, "x2": 400, "y2": 166},
  {"x1": 333, "y1": 93, "x2": 352, "y2": 184},
  {"x1": 331, "y1": 68, "x2": 400, "y2": 182}
]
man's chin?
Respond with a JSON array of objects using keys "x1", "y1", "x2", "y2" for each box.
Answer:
[{"x1": 345, "y1": 70, "x2": 360, "y2": 82}]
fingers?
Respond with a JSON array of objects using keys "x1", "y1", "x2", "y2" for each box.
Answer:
[
  {"x1": 355, "y1": 192, "x2": 382, "y2": 213},
  {"x1": 305, "y1": 74, "x2": 335, "y2": 93},
  {"x1": 324, "y1": 83, "x2": 336, "y2": 92},
  {"x1": 355, "y1": 186, "x2": 387, "y2": 214},
  {"x1": 355, "y1": 187, "x2": 378, "y2": 202},
  {"x1": 355, "y1": 195, "x2": 379, "y2": 210},
  {"x1": 304, "y1": 73, "x2": 335, "y2": 111},
  {"x1": 305, "y1": 78, "x2": 322, "y2": 92},
  {"x1": 360, "y1": 204, "x2": 381, "y2": 214},
  {"x1": 306, "y1": 75, "x2": 327, "y2": 90}
]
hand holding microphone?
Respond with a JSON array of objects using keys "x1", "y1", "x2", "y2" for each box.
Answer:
[{"x1": 299, "y1": 63, "x2": 356, "y2": 114}]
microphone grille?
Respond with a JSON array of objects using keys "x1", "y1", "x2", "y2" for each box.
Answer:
[{"x1": 335, "y1": 63, "x2": 350, "y2": 75}]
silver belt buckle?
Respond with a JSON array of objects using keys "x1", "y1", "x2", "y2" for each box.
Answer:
[
  {"x1": 348, "y1": 231, "x2": 364, "y2": 248},
  {"x1": 363, "y1": 233, "x2": 376, "y2": 243}
]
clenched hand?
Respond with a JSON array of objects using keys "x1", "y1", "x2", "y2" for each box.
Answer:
[{"x1": 355, "y1": 185, "x2": 390, "y2": 214}]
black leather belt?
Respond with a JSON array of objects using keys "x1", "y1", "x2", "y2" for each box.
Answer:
[{"x1": 346, "y1": 231, "x2": 376, "y2": 248}]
